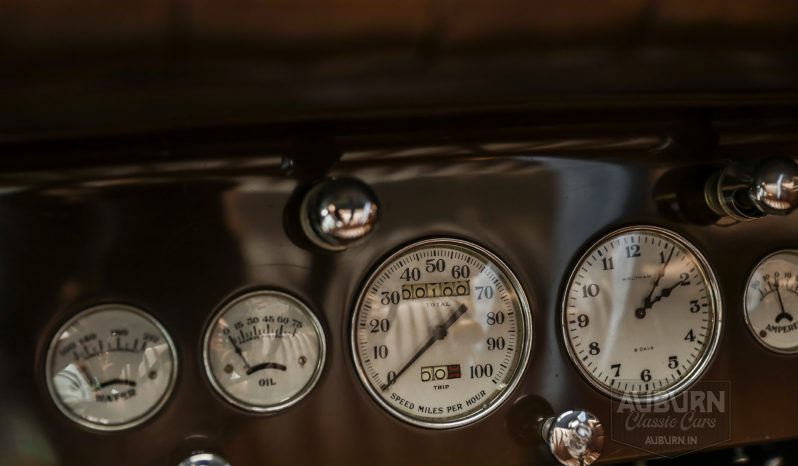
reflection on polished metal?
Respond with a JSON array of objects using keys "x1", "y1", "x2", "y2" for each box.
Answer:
[
  {"x1": 541, "y1": 410, "x2": 604, "y2": 466},
  {"x1": 300, "y1": 177, "x2": 380, "y2": 250},
  {"x1": 178, "y1": 453, "x2": 230, "y2": 466},
  {"x1": 706, "y1": 157, "x2": 798, "y2": 221}
]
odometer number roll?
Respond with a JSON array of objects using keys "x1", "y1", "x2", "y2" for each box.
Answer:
[{"x1": 351, "y1": 238, "x2": 533, "y2": 428}]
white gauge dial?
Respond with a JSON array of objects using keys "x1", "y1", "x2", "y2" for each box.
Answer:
[
  {"x1": 563, "y1": 226, "x2": 721, "y2": 401},
  {"x1": 351, "y1": 238, "x2": 532, "y2": 428},
  {"x1": 204, "y1": 290, "x2": 326, "y2": 412},
  {"x1": 745, "y1": 250, "x2": 798, "y2": 353},
  {"x1": 45, "y1": 304, "x2": 177, "y2": 431}
]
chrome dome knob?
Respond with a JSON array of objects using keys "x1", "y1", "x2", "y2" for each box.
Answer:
[
  {"x1": 177, "y1": 453, "x2": 230, "y2": 466},
  {"x1": 300, "y1": 177, "x2": 380, "y2": 250},
  {"x1": 706, "y1": 157, "x2": 798, "y2": 221},
  {"x1": 751, "y1": 157, "x2": 798, "y2": 215},
  {"x1": 541, "y1": 410, "x2": 604, "y2": 466}
]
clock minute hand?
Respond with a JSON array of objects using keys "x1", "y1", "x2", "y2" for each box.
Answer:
[
  {"x1": 635, "y1": 246, "x2": 675, "y2": 319},
  {"x1": 379, "y1": 303, "x2": 468, "y2": 392}
]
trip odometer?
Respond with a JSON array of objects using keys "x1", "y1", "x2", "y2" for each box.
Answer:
[
  {"x1": 351, "y1": 238, "x2": 532, "y2": 428},
  {"x1": 563, "y1": 226, "x2": 722, "y2": 402}
]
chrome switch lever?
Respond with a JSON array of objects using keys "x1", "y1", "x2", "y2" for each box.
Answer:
[
  {"x1": 705, "y1": 156, "x2": 798, "y2": 221},
  {"x1": 541, "y1": 410, "x2": 604, "y2": 466}
]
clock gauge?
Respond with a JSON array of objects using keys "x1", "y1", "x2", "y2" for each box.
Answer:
[{"x1": 563, "y1": 226, "x2": 722, "y2": 402}]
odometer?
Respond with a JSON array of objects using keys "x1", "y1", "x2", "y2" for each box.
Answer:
[
  {"x1": 563, "y1": 226, "x2": 722, "y2": 402},
  {"x1": 351, "y1": 238, "x2": 532, "y2": 428}
]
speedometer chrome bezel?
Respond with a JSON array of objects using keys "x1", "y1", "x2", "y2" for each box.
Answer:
[
  {"x1": 350, "y1": 237, "x2": 534, "y2": 429},
  {"x1": 202, "y1": 289, "x2": 327, "y2": 414},
  {"x1": 45, "y1": 303, "x2": 179, "y2": 432},
  {"x1": 561, "y1": 224, "x2": 723, "y2": 403}
]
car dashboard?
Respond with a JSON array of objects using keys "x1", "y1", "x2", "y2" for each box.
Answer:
[{"x1": 3, "y1": 1, "x2": 798, "y2": 465}]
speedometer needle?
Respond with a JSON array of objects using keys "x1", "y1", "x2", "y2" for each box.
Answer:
[{"x1": 380, "y1": 303, "x2": 468, "y2": 392}]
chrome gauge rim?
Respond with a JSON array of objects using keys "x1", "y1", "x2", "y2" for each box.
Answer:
[
  {"x1": 561, "y1": 225, "x2": 723, "y2": 403},
  {"x1": 743, "y1": 249, "x2": 798, "y2": 355},
  {"x1": 350, "y1": 237, "x2": 533, "y2": 429},
  {"x1": 202, "y1": 290, "x2": 327, "y2": 413},
  {"x1": 45, "y1": 303, "x2": 178, "y2": 432}
]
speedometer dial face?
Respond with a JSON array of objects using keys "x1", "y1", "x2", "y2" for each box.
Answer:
[
  {"x1": 45, "y1": 304, "x2": 177, "y2": 431},
  {"x1": 744, "y1": 250, "x2": 798, "y2": 353},
  {"x1": 351, "y1": 238, "x2": 532, "y2": 428},
  {"x1": 563, "y1": 226, "x2": 722, "y2": 402},
  {"x1": 204, "y1": 290, "x2": 326, "y2": 413}
]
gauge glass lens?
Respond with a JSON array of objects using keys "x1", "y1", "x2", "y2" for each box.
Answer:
[
  {"x1": 351, "y1": 238, "x2": 532, "y2": 428},
  {"x1": 563, "y1": 226, "x2": 721, "y2": 401},
  {"x1": 744, "y1": 250, "x2": 798, "y2": 353},
  {"x1": 46, "y1": 304, "x2": 177, "y2": 431},
  {"x1": 204, "y1": 291, "x2": 326, "y2": 412}
]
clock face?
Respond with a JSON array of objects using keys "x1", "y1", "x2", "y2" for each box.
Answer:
[{"x1": 563, "y1": 226, "x2": 722, "y2": 402}]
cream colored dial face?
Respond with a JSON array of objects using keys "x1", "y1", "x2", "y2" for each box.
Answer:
[
  {"x1": 563, "y1": 227, "x2": 721, "y2": 401},
  {"x1": 352, "y1": 239, "x2": 532, "y2": 428},
  {"x1": 46, "y1": 304, "x2": 177, "y2": 431},
  {"x1": 745, "y1": 250, "x2": 798, "y2": 353},
  {"x1": 204, "y1": 291, "x2": 325, "y2": 412}
]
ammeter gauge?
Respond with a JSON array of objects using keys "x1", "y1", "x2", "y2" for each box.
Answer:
[
  {"x1": 745, "y1": 250, "x2": 798, "y2": 353},
  {"x1": 204, "y1": 290, "x2": 326, "y2": 413}
]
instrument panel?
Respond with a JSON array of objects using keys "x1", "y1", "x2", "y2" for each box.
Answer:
[{"x1": 3, "y1": 115, "x2": 798, "y2": 465}]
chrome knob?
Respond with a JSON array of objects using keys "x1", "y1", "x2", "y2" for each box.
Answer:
[
  {"x1": 705, "y1": 157, "x2": 798, "y2": 221},
  {"x1": 541, "y1": 410, "x2": 604, "y2": 466},
  {"x1": 300, "y1": 177, "x2": 380, "y2": 250},
  {"x1": 751, "y1": 157, "x2": 798, "y2": 215},
  {"x1": 177, "y1": 452, "x2": 230, "y2": 466}
]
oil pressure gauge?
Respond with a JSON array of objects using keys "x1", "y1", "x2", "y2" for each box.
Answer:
[
  {"x1": 204, "y1": 290, "x2": 326, "y2": 413},
  {"x1": 745, "y1": 250, "x2": 798, "y2": 353},
  {"x1": 351, "y1": 238, "x2": 532, "y2": 428},
  {"x1": 45, "y1": 304, "x2": 177, "y2": 431}
]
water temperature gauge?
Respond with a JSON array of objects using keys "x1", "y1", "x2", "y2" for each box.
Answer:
[
  {"x1": 203, "y1": 290, "x2": 326, "y2": 413},
  {"x1": 745, "y1": 250, "x2": 798, "y2": 353},
  {"x1": 45, "y1": 304, "x2": 177, "y2": 431}
]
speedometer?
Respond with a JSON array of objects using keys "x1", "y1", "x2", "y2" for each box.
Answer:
[{"x1": 351, "y1": 238, "x2": 532, "y2": 428}]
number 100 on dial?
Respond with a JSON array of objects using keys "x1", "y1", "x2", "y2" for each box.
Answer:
[{"x1": 351, "y1": 238, "x2": 533, "y2": 428}]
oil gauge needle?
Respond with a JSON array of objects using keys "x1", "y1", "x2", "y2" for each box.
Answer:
[
  {"x1": 228, "y1": 336, "x2": 252, "y2": 372},
  {"x1": 380, "y1": 303, "x2": 468, "y2": 392}
]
